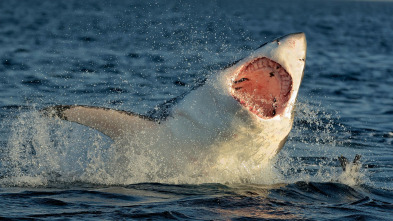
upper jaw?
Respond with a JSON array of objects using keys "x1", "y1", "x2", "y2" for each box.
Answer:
[{"x1": 251, "y1": 32, "x2": 306, "y2": 94}]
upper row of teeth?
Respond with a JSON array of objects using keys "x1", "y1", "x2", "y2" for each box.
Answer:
[
  {"x1": 280, "y1": 76, "x2": 292, "y2": 96},
  {"x1": 246, "y1": 59, "x2": 268, "y2": 71}
]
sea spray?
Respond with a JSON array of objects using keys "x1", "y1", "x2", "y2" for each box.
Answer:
[
  {"x1": 1, "y1": 100, "x2": 367, "y2": 186},
  {"x1": 2, "y1": 108, "x2": 111, "y2": 186},
  {"x1": 276, "y1": 99, "x2": 367, "y2": 186}
]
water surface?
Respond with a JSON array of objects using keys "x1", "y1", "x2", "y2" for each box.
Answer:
[{"x1": 1, "y1": 0, "x2": 392, "y2": 220}]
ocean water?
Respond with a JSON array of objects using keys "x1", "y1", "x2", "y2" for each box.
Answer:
[{"x1": 1, "y1": 0, "x2": 393, "y2": 220}]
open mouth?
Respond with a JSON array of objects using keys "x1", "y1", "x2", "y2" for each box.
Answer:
[{"x1": 230, "y1": 57, "x2": 292, "y2": 119}]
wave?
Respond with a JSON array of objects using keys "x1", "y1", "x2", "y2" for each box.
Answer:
[{"x1": 0, "y1": 181, "x2": 391, "y2": 220}]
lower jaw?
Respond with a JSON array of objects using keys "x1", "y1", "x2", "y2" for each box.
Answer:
[{"x1": 234, "y1": 98, "x2": 288, "y2": 119}]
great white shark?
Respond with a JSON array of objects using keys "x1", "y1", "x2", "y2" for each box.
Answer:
[{"x1": 43, "y1": 33, "x2": 307, "y2": 180}]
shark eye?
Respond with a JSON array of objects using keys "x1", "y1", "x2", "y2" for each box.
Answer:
[{"x1": 233, "y1": 78, "x2": 249, "y2": 84}]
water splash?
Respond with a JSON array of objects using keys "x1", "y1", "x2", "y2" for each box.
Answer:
[
  {"x1": 275, "y1": 99, "x2": 368, "y2": 186},
  {"x1": 0, "y1": 100, "x2": 367, "y2": 187},
  {"x1": 0, "y1": 108, "x2": 279, "y2": 186},
  {"x1": 1, "y1": 109, "x2": 111, "y2": 186}
]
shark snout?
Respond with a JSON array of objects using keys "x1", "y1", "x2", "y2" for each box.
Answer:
[
  {"x1": 279, "y1": 32, "x2": 307, "y2": 60},
  {"x1": 275, "y1": 32, "x2": 307, "y2": 91}
]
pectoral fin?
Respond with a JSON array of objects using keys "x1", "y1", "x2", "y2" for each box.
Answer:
[{"x1": 42, "y1": 105, "x2": 157, "y2": 140}]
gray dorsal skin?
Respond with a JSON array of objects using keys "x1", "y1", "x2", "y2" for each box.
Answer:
[{"x1": 43, "y1": 33, "x2": 307, "y2": 176}]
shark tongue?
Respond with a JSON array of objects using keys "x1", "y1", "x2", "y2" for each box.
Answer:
[{"x1": 231, "y1": 57, "x2": 292, "y2": 118}]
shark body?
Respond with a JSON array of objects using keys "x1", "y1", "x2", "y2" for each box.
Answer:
[{"x1": 44, "y1": 33, "x2": 307, "y2": 181}]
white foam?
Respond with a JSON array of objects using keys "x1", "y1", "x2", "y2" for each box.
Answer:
[{"x1": 1, "y1": 103, "x2": 368, "y2": 187}]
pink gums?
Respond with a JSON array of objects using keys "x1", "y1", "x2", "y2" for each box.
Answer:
[{"x1": 231, "y1": 57, "x2": 292, "y2": 118}]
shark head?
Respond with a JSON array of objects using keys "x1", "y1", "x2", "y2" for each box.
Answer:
[
  {"x1": 222, "y1": 33, "x2": 306, "y2": 122},
  {"x1": 209, "y1": 33, "x2": 307, "y2": 165}
]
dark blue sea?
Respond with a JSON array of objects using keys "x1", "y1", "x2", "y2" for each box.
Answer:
[{"x1": 1, "y1": 0, "x2": 393, "y2": 220}]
